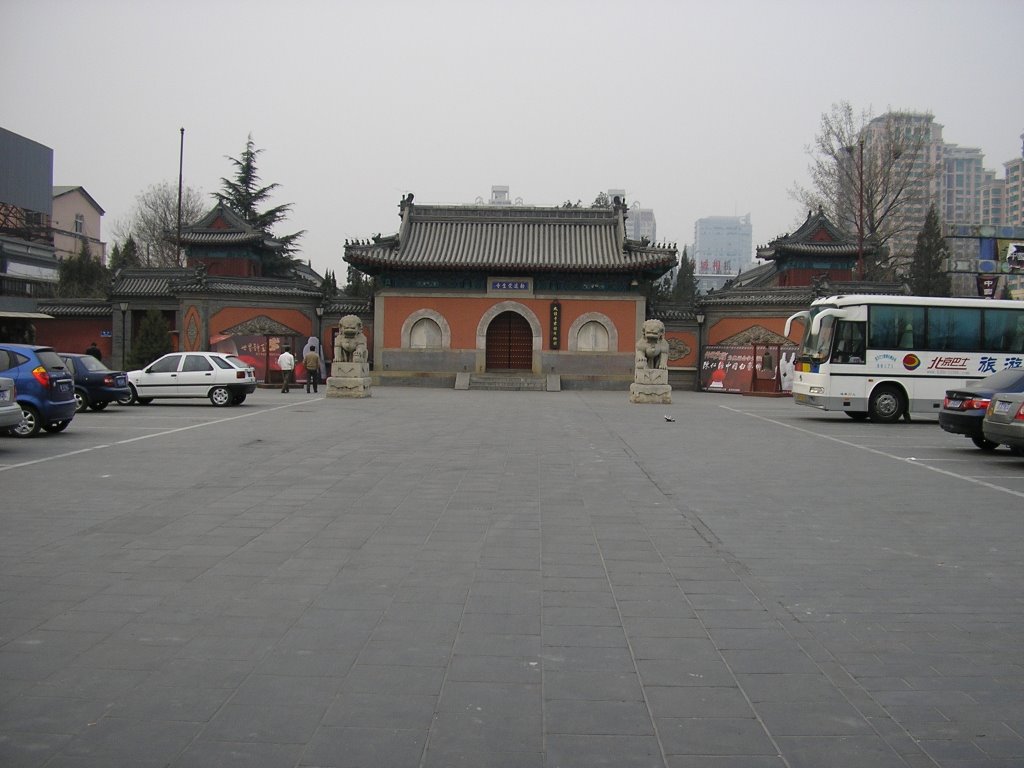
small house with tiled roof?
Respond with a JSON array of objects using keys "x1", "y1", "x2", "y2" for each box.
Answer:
[
  {"x1": 344, "y1": 194, "x2": 678, "y2": 387},
  {"x1": 754, "y1": 207, "x2": 879, "y2": 287}
]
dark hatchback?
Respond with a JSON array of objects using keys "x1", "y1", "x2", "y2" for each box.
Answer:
[
  {"x1": 939, "y1": 367, "x2": 1024, "y2": 450},
  {"x1": 0, "y1": 343, "x2": 77, "y2": 437},
  {"x1": 59, "y1": 353, "x2": 131, "y2": 412}
]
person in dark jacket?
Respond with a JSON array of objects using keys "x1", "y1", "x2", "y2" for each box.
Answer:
[{"x1": 85, "y1": 342, "x2": 102, "y2": 360}]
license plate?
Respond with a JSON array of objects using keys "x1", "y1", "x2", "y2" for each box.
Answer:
[
  {"x1": 794, "y1": 393, "x2": 809, "y2": 403},
  {"x1": 115, "y1": 375, "x2": 126, "y2": 386},
  {"x1": 995, "y1": 400, "x2": 1011, "y2": 414},
  {"x1": 946, "y1": 399, "x2": 962, "y2": 409},
  {"x1": 0, "y1": 390, "x2": 7, "y2": 401}
]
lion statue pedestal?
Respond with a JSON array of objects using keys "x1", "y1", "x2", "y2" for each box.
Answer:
[
  {"x1": 630, "y1": 319, "x2": 672, "y2": 404},
  {"x1": 326, "y1": 315, "x2": 372, "y2": 399}
]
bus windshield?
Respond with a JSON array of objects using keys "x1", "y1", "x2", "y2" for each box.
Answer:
[{"x1": 797, "y1": 306, "x2": 836, "y2": 362}]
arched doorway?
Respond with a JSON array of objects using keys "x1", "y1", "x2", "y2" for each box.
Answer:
[{"x1": 486, "y1": 311, "x2": 533, "y2": 370}]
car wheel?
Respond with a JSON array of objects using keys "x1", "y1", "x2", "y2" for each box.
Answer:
[
  {"x1": 44, "y1": 420, "x2": 71, "y2": 433},
  {"x1": 137, "y1": 396, "x2": 153, "y2": 405},
  {"x1": 845, "y1": 411, "x2": 869, "y2": 421},
  {"x1": 12, "y1": 404, "x2": 41, "y2": 437},
  {"x1": 74, "y1": 390, "x2": 89, "y2": 413},
  {"x1": 869, "y1": 384, "x2": 905, "y2": 424},
  {"x1": 89, "y1": 401, "x2": 109, "y2": 411},
  {"x1": 971, "y1": 435, "x2": 998, "y2": 451},
  {"x1": 230, "y1": 393, "x2": 247, "y2": 405},
  {"x1": 117, "y1": 389, "x2": 135, "y2": 405},
  {"x1": 209, "y1": 386, "x2": 232, "y2": 407}
]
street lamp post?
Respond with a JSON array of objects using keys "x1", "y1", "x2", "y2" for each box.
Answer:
[
  {"x1": 845, "y1": 140, "x2": 865, "y2": 280},
  {"x1": 118, "y1": 302, "x2": 129, "y2": 369},
  {"x1": 315, "y1": 305, "x2": 324, "y2": 344},
  {"x1": 695, "y1": 311, "x2": 706, "y2": 392}
]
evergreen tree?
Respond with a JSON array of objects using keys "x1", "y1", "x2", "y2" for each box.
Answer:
[
  {"x1": 129, "y1": 309, "x2": 173, "y2": 368},
  {"x1": 57, "y1": 239, "x2": 108, "y2": 297},
  {"x1": 344, "y1": 264, "x2": 372, "y2": 297},
  {"x1": 215, "y1": 134, "x2": 305, "y2": 277},
  {"x1": 320, "y1": 268, "x2": 339, "y2": 300},
  {"x1": 109, "y1": 235, "x2": 142, "y2": 273},
  {"x1": 908, "y1": 205, "x2": 951, "y2": 297},
  {"x1": 672, "y1": 246, "x2": 697, "y2": 304}
]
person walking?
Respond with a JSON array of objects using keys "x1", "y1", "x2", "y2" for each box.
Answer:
[
  {"x1": 85, "y1": 341, "x2": 102, "y2": 360},
  {"x1": 277, "y1": 345, "x2": 295, "y2": 393},
  {"x1": 303, "y1": 344, "x2": 322, "y2": 393}
]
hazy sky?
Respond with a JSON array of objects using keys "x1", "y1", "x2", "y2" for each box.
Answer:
[{"x1": 4, "y1": 0, "x2": 1023, "y2": 276}]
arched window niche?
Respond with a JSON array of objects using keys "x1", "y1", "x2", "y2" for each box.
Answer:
[
  {"x1": 401, "y1": 309, "x2": 451, "y2": 349},
  {"x1": 568, "y1": 312, "x2": 618, "y2": 352}
]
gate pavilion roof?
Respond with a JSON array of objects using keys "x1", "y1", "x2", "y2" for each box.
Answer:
[{"x1": 344, "y1": 199, "x2": 677, "y2": 278}]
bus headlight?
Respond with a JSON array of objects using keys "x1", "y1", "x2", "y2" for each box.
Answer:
[{"x1": 809, "y1": 386, "x2": 825, "y2": 395}]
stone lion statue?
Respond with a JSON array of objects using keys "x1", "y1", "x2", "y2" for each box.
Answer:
[
  {"x1": 635, "y1": 319, "x2": 669, "y2": 370},
  {"x1": 334, "y1": 315, "x2": 368, "y2": 363}
]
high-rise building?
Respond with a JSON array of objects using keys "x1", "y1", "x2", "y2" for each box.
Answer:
[
  {"x1": 693, "y1": 215, "x2": 751, "y2": 276},
  {"x1": 1005, "y1": 132, "x2": 1024, "y2": 227},
  {"x1": 607, "y1": 190, "x2": 656, "y2": 242}
]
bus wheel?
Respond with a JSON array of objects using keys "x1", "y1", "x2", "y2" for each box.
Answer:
[
  {"x1": 869, "y1": 385, "x2": 905, "y2": 424},
  {"x1": 845, "y1": 411, "x2": 869, "y2": 421}
]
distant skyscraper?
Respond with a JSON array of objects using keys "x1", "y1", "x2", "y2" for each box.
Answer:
[
  {"x1": 1005, "y1": 132, "x2": 1024, "y2": 227},
  {"x1": 607, "y1": 189, "x2": 656, "y2": 242},
  {"x1": 693, "y1": 214, "x2": 752, "y2": 276}
]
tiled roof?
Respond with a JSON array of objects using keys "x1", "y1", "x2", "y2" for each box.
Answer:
[
  {"x1": 174, "y1": 203, "x2": 283, "y2": 249},
  {"x1": 756, "y1": 207, "x2": 874, "y2": 261},
  {"x1": 325, "y1": 298, "x2": 371, "y2": 315},
  {"x1": 34, "y1": 299, "x2": 111, "y2": 318},
  {"x1": 345, "y1": 204, "x2": 676, "y2": 274},
  {"x1": 649, "y1": 304, "x2": 698, "y2": 322},
  {"x1": 178, "y1": 231, "x2": 266, "y2": 245},
  {"x1": 701, "y1": 287, "x2": 816, "y2": 306},
  {"x1": 110, "y1": 268, "x2": 192, "y2": 297},
  {"x1": 109, "y1": 268, "x2": 320, "y2": 299},
  {"x1": 170, "y1": 274, "x2": 321, "y2": 297}
]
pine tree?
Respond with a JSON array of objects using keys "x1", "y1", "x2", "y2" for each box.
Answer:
[
  {"x1": 215, "y1": 134, "x2": 305, "y2": 277},
  {"x1": 129, "y1": 309, "x2": 173, "y2": 368},
  {"x1": 57, "y1": 239, "x2": 108, "y2": 297},
  {"x1": 672, "y1": 246, "x2": 697, "y2": 304},
  {"x1": 109, "y1": 235, "x2": 142, "y2": 273},
  {"x1": 908, "y1": 205, "x2": 951, "y2": 297}
]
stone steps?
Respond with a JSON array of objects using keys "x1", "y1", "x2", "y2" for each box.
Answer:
[{"x1": 468, "y1": 372, "x2": 548, "y2": 391}]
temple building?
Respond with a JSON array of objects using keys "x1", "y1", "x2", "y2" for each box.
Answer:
[{"x1": 343, "y1": 194, "x2": 682, "y2": 389}]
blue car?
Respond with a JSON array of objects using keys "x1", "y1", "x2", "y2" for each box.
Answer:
[
  {"x1": 0, "y1": 343, "x2": 77, "y2": 437},
  {"x1": 59, "y1": 353, "x2": 131, "y2": 412}
]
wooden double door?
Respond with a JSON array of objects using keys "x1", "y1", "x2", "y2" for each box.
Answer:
[{"x1": 485, "y1": 311, "x2": 533, "y2": 370}]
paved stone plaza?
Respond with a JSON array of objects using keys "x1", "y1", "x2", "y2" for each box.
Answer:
[{"x1": 1, "y1": 388, "x2": 1022, "y2": 767}]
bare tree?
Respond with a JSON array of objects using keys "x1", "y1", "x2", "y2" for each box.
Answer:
[
  {"x1": 112, "y1": 181, "x2": 206, "y2": 267},
  {"x1": 792, "y1": 102, "x2": 937, "y2": 275}
]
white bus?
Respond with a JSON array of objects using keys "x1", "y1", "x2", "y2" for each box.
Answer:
[{"x1": 785, "y1": 294, "x2": 1024, "y2": 422}]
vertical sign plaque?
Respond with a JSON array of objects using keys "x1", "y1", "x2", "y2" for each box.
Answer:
[{"x1": 549, "y1": 301, "x2": 561, "y2": 350}]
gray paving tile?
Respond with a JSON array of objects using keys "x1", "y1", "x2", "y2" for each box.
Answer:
[
  {"x1": 545, "y1": 699, "x2": 655, "y2": 735},
  {"x1": 656, "y1": 716, "x2": 775, "y2": 756},
  {"x1": 301, "y1": 726, "x2": 427, "y2": 767}
]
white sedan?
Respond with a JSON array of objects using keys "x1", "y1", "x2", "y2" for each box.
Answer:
[{"x1": 126, "y1": 352, "x2": 257, "y2": 407}]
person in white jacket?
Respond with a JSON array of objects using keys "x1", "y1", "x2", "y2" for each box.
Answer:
[{"x1": 277, "y1": 345, "x2": 295, "y2": 393}]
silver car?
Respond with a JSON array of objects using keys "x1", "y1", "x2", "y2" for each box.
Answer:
[
  {"x1": 0, "y1": 376, "x2": 24, "y2": 432},
  {"x1": 982, "y1": 392, "x2": 1024, "y2": 456}
]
